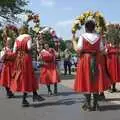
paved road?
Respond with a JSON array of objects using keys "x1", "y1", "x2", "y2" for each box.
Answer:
[{"x1": 0, "y1": 73, "x2": 120, "y2": 120}]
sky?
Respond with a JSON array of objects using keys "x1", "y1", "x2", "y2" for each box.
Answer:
[{"x1": 28, "y1": 0, "x2": 120, "y2": 40}]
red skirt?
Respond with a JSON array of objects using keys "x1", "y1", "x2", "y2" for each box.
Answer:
[
  {"x1": 40, "y1": 63, "x2": 60, "y2": 84},
  {"x1": 10, "y1": 54, "x2": 38, "y2": 92},
  {"x1": 0, "y1": 62, "x2": 12, "y2": 88},
  {"x1": 107, "y1": 54, "x2": 120, "y2": 83},
  {"x1": 74, "y1": 54, "x2": 111, "y2": 93}
]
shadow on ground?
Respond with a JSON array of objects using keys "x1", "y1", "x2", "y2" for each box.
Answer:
[
  {"x1": 58, "y1": 91, "x2": 77, "y2": 96},
  {"x1": 105, "y1": 97, "x2": 120, "y2": 102},
  {"x1": 100, "y1": 104, "x2": 120, "y2": 111},
  {"x1": 30, "y1": 97, "x2": 84, "y2": 108}
]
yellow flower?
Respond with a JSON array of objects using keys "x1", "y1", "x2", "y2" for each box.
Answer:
[
  {"x1": 33, "y1": 27, "x2": 40, "y2": 33},
  {"x1": 88, "y1": 11, "x2": 94, "y2": 16},
  {"x1": 96, "y1": 27, "x2": 101, "y2": 33},
  {"x1": 72, "y1": 23, "x2": 76, "y2": 28},
  {"x1": 72, "y1": 28, "x2": 76, "y2": 33},
  {"x1": 95, "y1": 11, "x2": 101, "y2": 17},
  {"x1": 83, "y1": 11, "x2": 93, "y2": 18},
  {"x1": 72, "y1": 11, "x2": 106, "y2": 34},
  {"x1": 83, "y1": 12, "x2": 88, "y2": 18},
  {"x1": 79, "y1": 15, "x2": 84, "y2": 21}
]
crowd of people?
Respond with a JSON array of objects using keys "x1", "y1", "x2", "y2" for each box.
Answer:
[
  {"x1": 0, "y1": 19, "x2": 120, "y2": 112},
  {"x1": 0, "y1": 25, "x2": 75, "y2": 107}
]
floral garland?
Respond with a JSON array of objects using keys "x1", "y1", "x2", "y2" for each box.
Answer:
[
  {"x1": 26, "y1": 13, "x2": 40, "y2": 33},
  {"x1": 72, "y1": 11, "x2": 106, "y2": 34},
  {"x1": 39, "y1": 27, "x2": 56, "y2": 38},
  {"x1": 37, "y1": 27, "x2": 62, "y2": 41},
  {"x1": 27, "y1": 14, "x2": 40, "y2": 23}
]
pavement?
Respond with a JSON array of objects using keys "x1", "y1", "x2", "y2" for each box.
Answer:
[{"x1": 0, "y1": 72, "x2": 120, "y2": 120}]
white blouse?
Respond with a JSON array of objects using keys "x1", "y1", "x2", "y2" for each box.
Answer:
[{"x1": 77, "y1": 33, "x2": 104, "y2": 51}]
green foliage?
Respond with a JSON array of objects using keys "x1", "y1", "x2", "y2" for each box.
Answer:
[
  {"x1": 105, "y1": 24, "x2": 120, "y2": 45},
  {"x1": 0, "y1": 0, "x2": 30, "y2": 24},
  {"x1": 0, "y1": 29, "x2": 4, "y2": 50},
  {"x1": 43, "y1": 33, "x2": 66, "y2": 51},
  {"x1": 44, "y1": 32, "x2": 54, "y2": 46},
  {"x1": 71, "y1": 49, "x2": 76, "y2": 54},
  {"x1": 0, "y1": 26, "x2": 18, "y2": 50},
  {"x1": 60, "y1": 40, "x2": 66, "y2": 51},
  {"x1": 7, "y1": 30, "x2": 17, "y2": 49}
]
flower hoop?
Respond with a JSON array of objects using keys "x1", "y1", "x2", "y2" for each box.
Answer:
[{"x1": 72, "y1": 11, "x2": 106, "y2": 34}]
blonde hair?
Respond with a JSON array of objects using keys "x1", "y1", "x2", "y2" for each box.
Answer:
[{"x1": 19, "y1": 26, "x2": 28, "y2": 34}]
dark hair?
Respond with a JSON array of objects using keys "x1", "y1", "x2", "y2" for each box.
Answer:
[{"x1": 85, "y1": 20, "x2": 95, "y2": 32}]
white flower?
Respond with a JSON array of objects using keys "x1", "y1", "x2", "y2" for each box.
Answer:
[
  {"x1": 42, "y1": 27, "x2": 50, "y2": 32},
  {"x1": 39, "y1": 27, "x2": 50, "y2": 33},
  {"x1": 74, "y1": 20, "x2": 80, "y2": 24},
  {"x1": 50, "y1": 28, "x2": 54, "y2": 33}
]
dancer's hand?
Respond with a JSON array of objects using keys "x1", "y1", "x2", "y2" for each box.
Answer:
[{"x1": 72, "y1": 33, "x2": 78, "y2": 51}]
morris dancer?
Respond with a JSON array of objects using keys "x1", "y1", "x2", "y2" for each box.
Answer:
[
  {"x1": 106, "y1": 42, "x2": 120, "y2": 92},
  {"x1": 39, "y1": 42, "x2": 60, "y2": 96},
  {"x1": 0, "y1": 37, "x2": 14, "y2": 98},
  {"x1": 11, "y1": 26, "x2": 45, "y2": 106},
  {"x1": 73, "y1": 19, "x2": 111, "y2": 111}
]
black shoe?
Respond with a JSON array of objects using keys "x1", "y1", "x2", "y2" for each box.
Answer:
[
  {"x1": 22, "y1": 99, "x2": 29, "y2": 107},
  {"x1": 112, "y1": 88, "x2": 118, "y2": 92},
  {"x1": 48, "y1": 91, "x2": 53, "y2": 96},
  {"x1": 54, "y1": 90, "x2": 58, "y2": 96},
  {"x1": 54, "y1": 84, "x2": 58, "y2": 96},
  {"x1": 82, "y1": 103, "x2": 91, "y2": 111},
  {"x1": 33, "y1": 95, "x2": 45, "y2": 102},
  {"x1": 7, "y1": 91, "x2": 14, "y2": 98},
  {"x1": 92, "y1": 104, "x2": 100, "y2": 111},
  {"x1": 109, "y1": 88, "x2": 118, "y2": 93},
  {"x1": 98, "y1": 94, "x2": 105, "y2": 101}
]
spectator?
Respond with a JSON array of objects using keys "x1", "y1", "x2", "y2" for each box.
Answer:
[{"x1": 63, "y1": 48, "x2": 72, "y2": 75}]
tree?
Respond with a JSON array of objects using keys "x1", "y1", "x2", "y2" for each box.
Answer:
[
  {"x1": 0, "y1": 0, "x2": 31, "y2": 25},
  {"x1": 0, "y1": 29, "x2": 4, "y2": 50},
  {"x1": 60, "y1": 40, "x2": 66, "y2": 51},
  {"x1": 105, "y1": 24, "x2": 120, "y2": 45}
]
